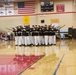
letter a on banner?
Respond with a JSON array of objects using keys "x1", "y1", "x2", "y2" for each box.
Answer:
[{"x1": 23, "y1": 16, "x2": 30, "y2": 24}]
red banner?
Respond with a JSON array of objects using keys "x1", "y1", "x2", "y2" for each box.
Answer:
[{"x1": 56, "y1": 4, "x2": 65, "y2": 12}]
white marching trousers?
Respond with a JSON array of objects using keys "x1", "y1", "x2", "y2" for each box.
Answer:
[
  {"x1": 52, "y1": 35, "x2": 56, "y2": 44},
  {"x1": 27, "y1": 36, "x2": 31, "y2": 45},
  {"x1": 40, "y1": 36, "x2": 44, "y2": 45},
  {"x1": 15, "y1": 36, "x2": 18, "y2": 45},
  {"x1": 30, "y1": 36, "x2": 34, "y2": 45},
  {"x1": 44, "y1": 36, "x2": 49, "y2": 45},
  {"x1": 24, "y1": 36, "x2": 31, "y2": 45},
  {"x1": 38, "y1": 36, "x2": 41, "y2": 45},
  {"x1": 18, "y1": 36, "x2": 22, "y2": 45},
  {"x1": 22, "y1": 36, "x2": 25, "y2": 45},
  {"x1": 34, "y1": 36, "x2": 39, "y2": 46},
  {"x1": 24, "y1": 36, "x2": 27, "y2": 46},
  {"x1": 49, "y1": 36, "x2": 52, "y2": 45}
]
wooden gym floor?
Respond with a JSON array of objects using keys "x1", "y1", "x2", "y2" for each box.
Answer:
[{"x1": 0, "y1": 39, "x2": 76, "y2": 75}]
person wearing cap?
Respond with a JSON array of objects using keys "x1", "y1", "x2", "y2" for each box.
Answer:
[
  {"x1": 43, "y1": 25, "x2": 49, "y2": 46},
  {"x1": 48, "y1": 25, "x2": 52, "y2": 46},
  {"x1": 18, "y1": 26, "x2": 22, "y2": 46},
  {"x1": 26, "y1": 25, "x2": 31, "y2": 46},
  {"x1": 32, "y1": 25, "x2": 39, "y2": 46},
  {"x1": 13, "y1": 27, "x2": 18, "y2": 46},
  {"x1": 22, "y1": 26, "x2": 26, "y2": 46},
  {"x1": 51, "y1": 23, "x2": 59, "y2": 45}
]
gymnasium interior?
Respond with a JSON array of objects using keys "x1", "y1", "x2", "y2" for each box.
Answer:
[{"x1": 0, "y1": 0, "x2": 76, "y2": 75}]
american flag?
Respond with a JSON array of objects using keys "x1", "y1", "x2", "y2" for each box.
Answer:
[{"x1": 18, "y1": 1, "x2": 35, "y2": 14}]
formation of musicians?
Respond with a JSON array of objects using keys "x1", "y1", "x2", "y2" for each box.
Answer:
[{"x1": 12, "y1": 24, "x2": 64, "y2": 46}]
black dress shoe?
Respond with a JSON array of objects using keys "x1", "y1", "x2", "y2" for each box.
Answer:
[
  {"x1": 22, "y1": 44, "x2": 25, "y2": 46},
  {"x1": 19, "y1": 45, "x2": 22, "y2": 46},
  {"x1": 15, "y1": 45, "x2": 18, "y2": 46},
  {"x1": 54, "y1": 44, "x2": 56, "y2": 45},
  {"x1": 49, "y1": 44, "x2": 52, "y2": 46}
]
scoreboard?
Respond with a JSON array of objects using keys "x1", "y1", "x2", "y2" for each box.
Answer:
[{"x1": 41, "y1": 1, "x2": 54, "y2": 12}]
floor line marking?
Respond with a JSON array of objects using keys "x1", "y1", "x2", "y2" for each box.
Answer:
[{"x1": 53, "y1": 54, "x2": 65, "y2": 75}]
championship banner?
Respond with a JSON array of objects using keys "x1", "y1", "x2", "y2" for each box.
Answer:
[
  {"x1": 56, "y1": 4, "x2": 65, "y2": 12},
  {"x1": 50, "y1": 19, "x2": 60, "y2": 23},
  {"x1": 23, "y1": 16, "x2": 30, "y2": 24},
  {"x1": 0, "y1": 9, "x2": 5, "y2": 16},
  {"x1": 6, "y1": 3, "x2": 14, "y2": 15},
  {"x1": 6, "y1": 8, "x2": 14, "y2": 15},
  {"x1": 0, "y1": 4, "x2": 5, "y2": 16}
]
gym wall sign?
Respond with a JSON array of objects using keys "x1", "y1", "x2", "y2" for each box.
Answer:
[
  {"x1": 56, "y1": 4, "x2": 65, "y2": 12},
  {"x1": 50, "y1": 19, "x2": 60, "y2": 23},
  {"x1": 23, "y1": 16, "x2": 30, "y2": 24}
]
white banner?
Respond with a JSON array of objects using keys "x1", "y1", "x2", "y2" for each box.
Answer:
[
  {"x1": 0, "y1": 3, "x2": 14, "y2": 16},
  {"x1": 6, "y1": 3, "x2": 14, "y2": 15},
  {"x1": 0, "y1": 4, "x2": 5, "y2": 16},
  {"x1": 6, "y1": 8, "x2": 14, "y2": 15},
  {"x1": 0, "y1": 9, "x2": 5, "y2": 16}
]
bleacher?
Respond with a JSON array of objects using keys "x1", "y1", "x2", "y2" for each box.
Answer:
[{"x1": 56, "y1": 27, "x2": 73, "y2": 39}]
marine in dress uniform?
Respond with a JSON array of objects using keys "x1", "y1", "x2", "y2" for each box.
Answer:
[
  {"x1": 32, "y1": 25, "x2": 39, "y2": 46},
  {"x1": 26, "y1": 25, "x2": 31, "y2": 46},
  {"x1": 48, "y1": 25, "x2": 52, "y2": 45},
  {"x1": 13, "y1": 27, "x2": 18, "y2": 46},
  {"x1": 22, "y1": 26, "x2": 26, "y2": 46},
  {"x1": 43, "y1": 25, "x2": 49, "y2": 46},
  {"x1": 17, "y1": 26, "x2": 22, "y2": 46},
  {"x1": 52, "y1": 24, "x2": 59, "y2": 45}
]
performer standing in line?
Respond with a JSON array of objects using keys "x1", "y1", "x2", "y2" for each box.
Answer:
[
  {"x1": 41, "y1": 26, "x2": 45, "y2": 45},
  {"x1": 43, "y1": 25, "x2": 49, "y2": 46},
  {"x1": 22, "y1": 26, "x2": 26, "y2": 46},
  {"x1": 51, "y1": 24, "x2": 59, "y2": 45},
  {"x1": 38, "y1": 26, "x2": 42, "y2": 46},
  {"x1": 26, "y1": 25, "x2": 31, "y2": 46},
  {"x1": 23, "y1": 26, "x2": 29, "y2": 46},
  {"x1": 13, "y1": 27, "x2": 18, "y2": 46},
  {"x1": 32, "y1": 25, "x2": 39, "y2": 46},
  {"x1": 18, "y1": 26, "x2": 22, "y2": 46},
  {"x1": 37, "y1": 25, "x2": 41, "y2": 46},
  {"x1": 48, "y1": 25, "x2": 52, "y2": 46}
]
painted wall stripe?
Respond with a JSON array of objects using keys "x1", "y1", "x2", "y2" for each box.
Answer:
[{"x1": 0, "y1": 12, "x2": 76, "y2": 17}]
